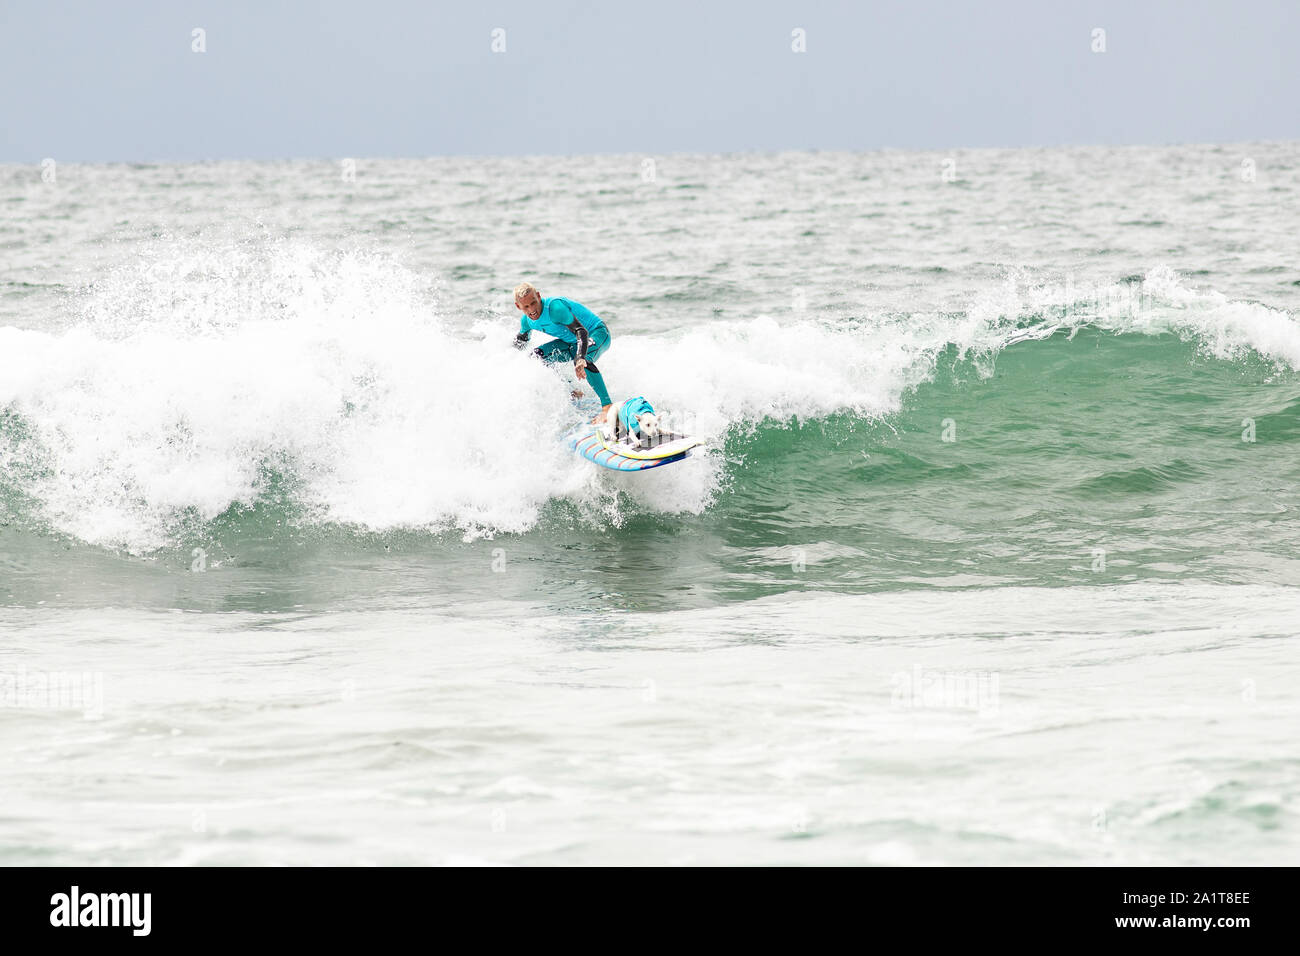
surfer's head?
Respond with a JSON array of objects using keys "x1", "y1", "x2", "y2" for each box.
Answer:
[{"x1": 514, "y1": 282, "x2": 543, "y2": 320}]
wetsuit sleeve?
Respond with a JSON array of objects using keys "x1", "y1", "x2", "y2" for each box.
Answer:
[
  {"x1": 549, "y1": 298, "x2": 590, "y2": 360},
  {"x1": 514, "y1": 315, "x2": 530, "y2": 348}
]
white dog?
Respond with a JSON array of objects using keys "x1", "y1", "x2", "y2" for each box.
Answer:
[{"x1": 604, "y1": 397, "x2": 662, "y2": 446}]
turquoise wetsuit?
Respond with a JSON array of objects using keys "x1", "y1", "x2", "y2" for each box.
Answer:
[
  {"x1": 618, "y1": 395, "x2": 656, "y2": 438},
  {"x1": 514, "y1": 296, "x2": 613, "y2": 406}
]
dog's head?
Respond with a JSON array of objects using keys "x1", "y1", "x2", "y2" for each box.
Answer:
[{"x1": 638, "y1": 412, "x2": 661, "y2": 444}]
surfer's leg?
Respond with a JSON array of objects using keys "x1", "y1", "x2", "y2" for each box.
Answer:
[
  {"x1": 583, "y1": 366, "x2": 612, "y2": 407},
  {"x1": 532, "y1": 338, "x2": 577, "y2": 363},
  {"x1": 584, "y1": 327, "x2": 611, "y2": 365},
  {"x1": 582, "y1": 329, "x2": 613, "y2": 407}
]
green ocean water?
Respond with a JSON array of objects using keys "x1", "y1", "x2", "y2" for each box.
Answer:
[
  {"x1": 5, "y1": 326, "x2": 1297, "y2": 612},
  {"x1": 1, "y1": 146, "x2": 1298, "y2": 865}
]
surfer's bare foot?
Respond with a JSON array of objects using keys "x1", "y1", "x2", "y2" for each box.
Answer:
[
  {"x1": 590, "y1": 404, "x2": 612, "y2": 425},
  {"x1": 571, "y1": 389, "x2": 584, "y2": 399}
]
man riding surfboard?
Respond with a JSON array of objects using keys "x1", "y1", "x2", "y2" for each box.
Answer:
[{"x1": 512, "y1": 282, "x2": 613, "y2": 425}]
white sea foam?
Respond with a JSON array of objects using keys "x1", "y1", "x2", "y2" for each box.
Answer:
[
  {"x1": 1, "y1": 241, "x2": 577, "y2": 549},
  {"x1": 1006, "y1": 264, "x2": 1300, "y2": 367}
]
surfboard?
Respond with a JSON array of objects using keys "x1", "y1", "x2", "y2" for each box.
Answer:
[{"x1": 567, "y1": 425, "x2": 702, "y2": 471}]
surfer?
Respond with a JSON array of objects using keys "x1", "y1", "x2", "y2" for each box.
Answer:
[{"x1": 512, "y1": 282, "x2": 613, "y2": 424}]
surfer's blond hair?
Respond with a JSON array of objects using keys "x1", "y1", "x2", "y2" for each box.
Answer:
[{"x1": 513, "y1": 282, "x2": 539, "y2": 301}]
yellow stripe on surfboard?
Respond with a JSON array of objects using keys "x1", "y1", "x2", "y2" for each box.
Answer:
[{"x1": 595, "y1": 430, "x2": 702, "y2": 461}]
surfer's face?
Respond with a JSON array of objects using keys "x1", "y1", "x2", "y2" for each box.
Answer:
[{"x1": 516, "y1": 292, "x2": 543, "y2": 320}]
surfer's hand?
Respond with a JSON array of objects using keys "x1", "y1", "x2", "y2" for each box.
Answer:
[
  {"x1": 574, "y1": 358, "x2": 587, "y2": 380},
  {"x1": 513, "y1": 333, "x2": 529, "y2": 349}
]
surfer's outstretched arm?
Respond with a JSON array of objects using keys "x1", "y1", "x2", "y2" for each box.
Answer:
[{"x1": 513, "y1": 313, "x2": 531, "y2": 349}]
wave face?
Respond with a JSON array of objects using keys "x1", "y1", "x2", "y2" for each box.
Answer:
[
  {"x1": 2, "y1": 145, "x2": 1299, "y2": 598},
  {"x1": 2, "y1": 236, "x2": 1298, "y2": 589}
]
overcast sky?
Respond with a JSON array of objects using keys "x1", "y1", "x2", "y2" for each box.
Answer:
[{"x1": 2, "y1": 0, "x2": 1297, "y2": 163}]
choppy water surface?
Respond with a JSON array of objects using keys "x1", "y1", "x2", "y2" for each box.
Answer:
[{"x1": 1, "y1": 144, "x2": 1298, "y2": 863}]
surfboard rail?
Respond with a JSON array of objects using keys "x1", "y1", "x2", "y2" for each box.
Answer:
[{"x1": 567, "y1": 427, "x2": 702, "y2": 471}]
